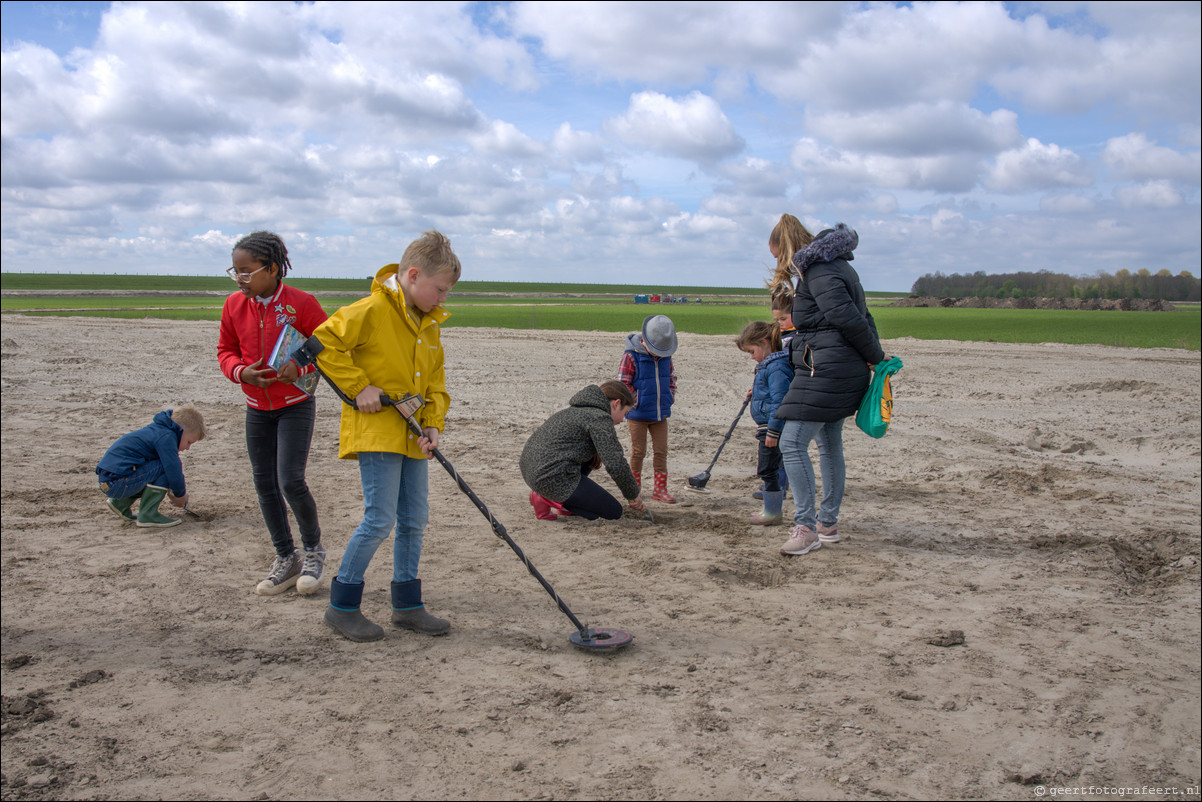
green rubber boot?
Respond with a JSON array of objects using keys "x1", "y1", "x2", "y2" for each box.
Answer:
[
  {"x1": 106, "y1": 496, "x2": 138, "y2": 522},
  {"x1": 136, "y1": 485, "x2": 181, "y2": 528},
  {"x1": 750, "y1": 490, "x2": 784, "y2": 526}
]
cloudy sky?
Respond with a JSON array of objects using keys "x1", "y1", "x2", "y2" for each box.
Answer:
[{"x1": 2, "y1": 1, "x2": 1199, "y2": 290}]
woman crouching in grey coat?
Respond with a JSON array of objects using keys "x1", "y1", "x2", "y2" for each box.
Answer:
[{"x1": 520, "y1": 381, "x2": 647, "y2": 521}]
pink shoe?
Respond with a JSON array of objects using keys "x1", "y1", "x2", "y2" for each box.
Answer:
[
  {"x1": 780, "y1": 525, "x2": 821, "y2": 556},
  {"x1": 816, "y1": 522, "x2": 839, "y2": 543},
  {"x1": 529, "y1": 492, "x2": 557, "y2": 521}
]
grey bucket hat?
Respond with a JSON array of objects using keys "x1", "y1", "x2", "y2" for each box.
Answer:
[{"x1": 641, "y1": 314, "x2": 678, "y2": 358}]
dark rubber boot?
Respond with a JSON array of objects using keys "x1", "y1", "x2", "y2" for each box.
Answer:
[
  {"x1": 136, "y1": 485, "x2": 181, "y2": 528},
  {"x1": 324, "y1": 578, "x2": 383, "y2": 642},
  {"x1": 391, "y1": 579, "x2": 450, "y2": 636},
  {"x1": 106, "y1": 495, "x2": 137, "y2": 522}
]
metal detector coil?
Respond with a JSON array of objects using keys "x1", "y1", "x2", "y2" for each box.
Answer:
[{"x1": 568, "y1": 627, "x2": 634, "y2": 652}]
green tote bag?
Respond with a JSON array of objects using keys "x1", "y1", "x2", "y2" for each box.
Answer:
[{"x1": 856, "y1": 356, "x2": 903, "y2": 438}]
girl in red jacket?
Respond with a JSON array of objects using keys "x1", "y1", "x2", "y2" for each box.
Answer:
[{"x1": 218, "y1": 232, "x2": 329, "y2": 597}]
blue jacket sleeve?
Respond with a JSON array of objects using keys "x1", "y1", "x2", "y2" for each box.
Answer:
[
  {"x1": 765, "y1": 360, "x2": 795, "y2": 437},
  {"x1": 154, "y1": 433, "x2": 187, "y2": 497}
]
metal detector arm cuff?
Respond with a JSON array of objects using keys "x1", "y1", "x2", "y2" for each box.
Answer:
[{"x1": 290, "y1": 335, "x2": 324, "y2": 368}]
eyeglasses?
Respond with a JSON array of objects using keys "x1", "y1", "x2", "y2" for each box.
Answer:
[{"x1": 226, "y1": 264, "x2": 269, "y2": 283}]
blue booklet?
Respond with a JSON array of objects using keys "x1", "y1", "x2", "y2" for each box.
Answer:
[{"x1": 268, "y1": 324, "x2": 319, "y2": 396}]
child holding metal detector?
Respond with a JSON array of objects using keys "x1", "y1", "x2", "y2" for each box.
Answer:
[
  {"x1": 521, "y1": 381, "x2": 647, "y2": 521},
  {"x1": 737, "y1": 321, "x2": 794, "y2": 525},
  {"x1": 619, "y1": 314, "x2": 680, "y2": 503},
  {"x1": 218, "y1": 232, "x2": 329, "y2": 596},
  {"x1": 305, "y1": 230, "x2": 460, "y2": 643},
  {"x1": 753, "y1": 290, "x2": 795, "y2": 502}
]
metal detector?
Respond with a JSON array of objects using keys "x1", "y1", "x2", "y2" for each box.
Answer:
[
  {"x1": 686, "y1": 394, "x2": 751, "y2": 493},
  {"x1": 292, "y1": 336, "x2": 633, "y2": 654}
]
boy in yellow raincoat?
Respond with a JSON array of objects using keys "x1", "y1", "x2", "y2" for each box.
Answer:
[{"x1": 312, "y1": 231, "x2": 461, "y2": 642}]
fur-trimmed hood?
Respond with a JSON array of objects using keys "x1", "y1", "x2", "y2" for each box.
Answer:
[{"x1": 792, "y1": 223, "x2": 858, "y2": 275}]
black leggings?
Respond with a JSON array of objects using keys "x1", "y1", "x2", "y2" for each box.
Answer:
[
  {"x1": 562, "y1": 464, "x2": 623, "y2": 521},
  {"x1": 246, "y1": 397, "x2": 321, "y2": 557}
]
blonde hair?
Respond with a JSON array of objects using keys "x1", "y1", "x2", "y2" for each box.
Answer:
[
  {"x1": 770, "y1": 285, "x2": 794, "y2": 314},
  {"x1": 736, "y1": 321, "x2": 783, "y2": 353},
  {"x1": 768, "y1": 213, "x2": 813, "y2": 298},
  {"x1": 599, "y1": 380, "x2": 635, "y2": 408},
  {"x1": 400, "y1": 230, "x2": 462, "y2": 281},
  {"x1": 172, "y1": 406, "x2": 206, "y2": 440}
]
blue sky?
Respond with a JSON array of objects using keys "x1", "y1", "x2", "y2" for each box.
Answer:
[{"x1": 2, "y1": 1, "x2": 1199, "y2": 290}]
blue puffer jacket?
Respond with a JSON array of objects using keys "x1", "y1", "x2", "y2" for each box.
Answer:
[
  {"x1": 95, "y1": 410, "x2": 187, "y2": 497},
  {"x1": 750, "y1": 350, "x2": 793, "y2": 438}
]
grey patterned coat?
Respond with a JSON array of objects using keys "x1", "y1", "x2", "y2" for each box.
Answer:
[{"x1": 520, "y1": 385, "x2": 640, "y2": 503}]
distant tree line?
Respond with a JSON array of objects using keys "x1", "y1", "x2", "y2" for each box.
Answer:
[{"x1": 911, "y1": 269, "x2": 1200, "y2": 302}]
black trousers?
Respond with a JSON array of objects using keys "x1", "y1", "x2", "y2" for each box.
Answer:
[
  {"x1": 562, "y1": 463, "x2": 623, "y2": 521},
  {"x1": 246, "y1": 397, "x2": 321, "y2": 557},
  {"x1": 756, "y1": 433, "x2": 782, "y2": 492}
]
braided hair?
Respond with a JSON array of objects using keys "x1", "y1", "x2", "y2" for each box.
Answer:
[{"x1": 232, "y1": 231, "x2": 291, "y2": 278}]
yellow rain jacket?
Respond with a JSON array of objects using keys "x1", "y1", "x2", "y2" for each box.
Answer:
[{"x1": 312, "y1": 264, "x2": 451, "y2": 460}]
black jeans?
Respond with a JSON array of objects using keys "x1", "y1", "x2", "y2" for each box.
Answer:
[
  {"x1": 246, "y1": 397, "x2": 321, "y2": 557},
  {"x1": 562, "y1": 463, "x2": 623, "y2": 521}
]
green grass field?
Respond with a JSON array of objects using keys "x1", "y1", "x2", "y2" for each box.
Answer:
[{"x1": 3, "y1": 274, "x2": 1196, "y2": 350}]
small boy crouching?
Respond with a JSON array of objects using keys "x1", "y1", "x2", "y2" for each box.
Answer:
[
  {"x1": 310, "y1": 230, "x2": 460, "y2": 642},
  {"x1": 95, "y1": 407, "x2": 205, "y2": 528}
]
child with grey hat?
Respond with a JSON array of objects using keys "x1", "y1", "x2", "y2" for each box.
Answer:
[{"x1": 618, "y1": 314, "x2": 680, "y2": 503}]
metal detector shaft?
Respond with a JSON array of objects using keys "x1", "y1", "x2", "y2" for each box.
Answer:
[
  {"x1": 701, "y1": 394, "x2": 751, "y2": 475},
  {"x1": 384, "y1": 398, "x2": 590, "y2": 634},
  {"x1": 294, "y1": 336, "x2": 590, "y2": 635}
]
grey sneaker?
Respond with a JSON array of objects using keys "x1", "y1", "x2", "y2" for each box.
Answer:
[
  {"x1": 296, "y1": 543, "x2": 326, "y2": 596},
  {"x1": 255, "y1": 549, "x2": 301, "y2": 596},
  {"x1": 780, "y1": 525, "x2": 821, "y2": 556},
  {"x1": 816, "y1": 522, "x2": 840, "y2": 544}
]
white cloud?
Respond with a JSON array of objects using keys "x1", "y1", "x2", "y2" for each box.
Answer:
[
  {"x1": 1103, "y1": 133, "x2": 1202, "y2": 183},
  {"x1": 806, "y1": 102, "x2": 1022, "y2": 157},
  {"x1": 2, "y1": 1, "x2": 1199, "y2": 288},
  {"x1": 508, "y1": 1, "x2": 841, "y2": 86},
  {"x1": 1114, "y1": 180, "x2": 1183, "y2": 209},
  {"x1": 550, "y1": 123, "x2": 607, "y2": 163},
  {"x1": 987, "y1": 138, "x2": 1092, "y2": 192},
  {"x1": 1039, "y1": 194, "x2": 1097, "y2": 215},
  {"x1": 791, "y1": 138, "x2": 985, "y2": 194},
  {"x1": 606, "y1": 91, "x2": 744, "y2": 162},
  {"x1": 469, "y1": 120, "x2": 546, "y2": 158}
]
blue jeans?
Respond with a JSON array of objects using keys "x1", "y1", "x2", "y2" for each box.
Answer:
[
  {"x1": 779, "y1": 418, "x2": 846, "y2": 529},
  {"x1": 336, "y1": 452, "x2": 429, "y2": 586},
  {"x1": 97, "y1": 461, "x2": 167, "y2": 499}
]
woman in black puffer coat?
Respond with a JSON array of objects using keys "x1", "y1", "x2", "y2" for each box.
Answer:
[{"x1": 767, "y1": 214, "x2": 885, "y2": 557}]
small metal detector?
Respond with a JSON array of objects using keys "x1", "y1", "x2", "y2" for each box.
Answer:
[
  {"x1": 686, "y1": 394, "x2": 751, "y2": 493},
  {"x1": 293, "y1": 336, "x2": 633, "y2": 654}
]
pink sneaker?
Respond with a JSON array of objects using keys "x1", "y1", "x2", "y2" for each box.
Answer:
[
  {"x1": 529, "y1": 492, "x2": 557, "y2": 521},
  {"x1": 816, "y1": 522, "x2": 839, "y2": 543},
  {"x1": 780, "y1": 525, "x2": 821, "y2": 555}
]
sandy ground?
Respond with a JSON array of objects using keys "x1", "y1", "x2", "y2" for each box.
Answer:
[{"x1": 1, "y1": 315, "x2": 1199, "y2": 801}]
